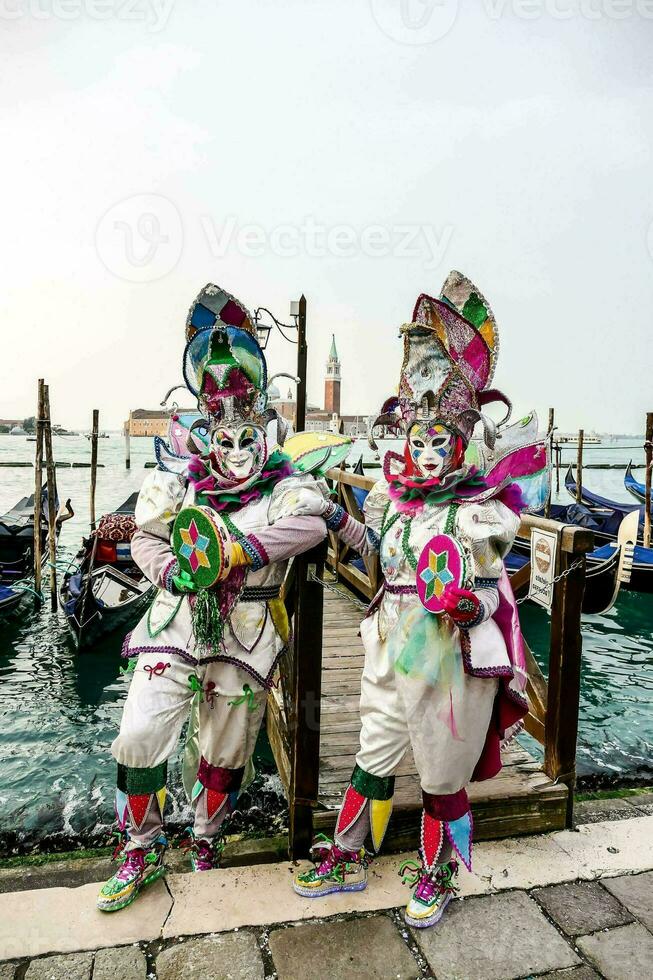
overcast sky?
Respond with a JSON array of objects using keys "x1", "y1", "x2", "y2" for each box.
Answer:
[{"x1": 1, "y1": 0, "x2": 652, "y2": 433}]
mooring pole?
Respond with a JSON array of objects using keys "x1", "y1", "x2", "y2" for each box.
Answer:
[
  {"x1": 43, "y1": 385, "x2": 58, "y2": 611},
  {"x1": 125, "y1": 415, "x2": 131, "y2": 470},
  {"x1": 90, "y1": 409, "x2": 99, "y2": 528},
  {"x1": 644, "y1": 412, "x2": 653, "y2": 549},
  {"x1": 576, "y1": 429, "x2": 584, "y2": 504},
  {"x1": 33, "y1": 379, "x2": 45, "y2": 603},
  {"x1": 545, "y1": 407, "x2": 554, "y2": 518},
  {"x1": 295, "y1": 295, "x2": 307, "y2": 433}
]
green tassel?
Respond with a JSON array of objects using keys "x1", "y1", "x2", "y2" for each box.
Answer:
[
  {"x1": 119, "y1": 658, "x2": 138, "y2": 675},
  {"x1": 191, "y1": 589, "x2": 225, "y2": 656}
]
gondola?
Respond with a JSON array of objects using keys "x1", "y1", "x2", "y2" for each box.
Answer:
[
  {"x1": 0, "y1": 493, "x2": 49, "y2": 615},
  {"x1": 508, "y1": 509, "x2": 637, "y2": 614},
  {"x1": 624, "y1": 460, "x2": 647, "y2": 504},
  {"x1": 0, "y1": 492, "x2": 72, "y2": 615},
  {"x1": 564, "y1": 465, "x2": 643, "y2": 518},
  {"x1": 351, "y1": 455, "x2": 369, "y2": 512},
  {"x1": 60, "y1": 493, "x2": 155, "y2": 650},
  {"x1": 561, "y1": 466, "x2": 653, "y2": 591}
]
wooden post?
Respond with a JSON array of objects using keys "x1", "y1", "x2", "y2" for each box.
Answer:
[
  {"x1": 555, "y1": 441, "x2": 561, "y2": 493},
  {"x1": 575, "y1": 429, "x2": 584, "y2": 504},
  {"x1": 644, "y1": 412, "x2": 653, "y2": 549},
  {"x1": 545, "y1": 408, "x2": 554, "y2": 518},
  {"x1": 544, "y1": 525, "x2": 593, "y2": 826},
  {"x1": 287, "y1": 538, "x2": 326, "y2": 859},
  {"x1": 90, "y1": 410, "x2": 99, "y2": 528},
  {"x1": 295, "y1": 295, "x2": 307, "y2": 433},
  {"x1": 43, "y1": 385, "x2": 58, "y2": 611},
  {"x1": 125, "y1": 417, "x2": 131, "y2": 470},
  {"x1": 33, "y1": 379, "x2": 45, "y2": 603}
]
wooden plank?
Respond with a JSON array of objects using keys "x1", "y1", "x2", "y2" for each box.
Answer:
[
  {"x1": 288, "y1": 541, "x2": 326, "y2": 858},
  {"x1": 544, "y1": 546, "x2": 587, "y2": 826}
]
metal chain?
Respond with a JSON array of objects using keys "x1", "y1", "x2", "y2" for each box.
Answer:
[
  {"x1": 515, "y1": 558, "x2": 584, "y2": 605},
  {"x1": 307, "y1": 571, "x2": 370, "y2": 613}
]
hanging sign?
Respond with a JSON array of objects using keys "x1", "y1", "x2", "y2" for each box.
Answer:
[{"x1": 528, "y1": 529, "x2": 557, "y2": 610}]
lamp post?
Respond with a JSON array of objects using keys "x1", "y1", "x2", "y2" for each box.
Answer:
[{"x1": 254, "y1": 295, "x2": 307, "y2": 432}]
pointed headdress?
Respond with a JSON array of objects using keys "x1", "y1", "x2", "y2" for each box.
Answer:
[{"x1": 370, "y1": 271, "x2": 511, "y2": 448}]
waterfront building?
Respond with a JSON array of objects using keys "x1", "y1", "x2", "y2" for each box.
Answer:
[{"x1": 271, "y1": 334, "x2": 368, "y2": 436}]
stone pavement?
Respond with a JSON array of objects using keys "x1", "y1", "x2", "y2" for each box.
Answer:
[{"x1": 0, "y1": 808, "x2": 652, "y2": 979}]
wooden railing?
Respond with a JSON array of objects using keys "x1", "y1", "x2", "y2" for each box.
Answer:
[{"x1": 323, "y1": 467, "x2": 594, "y2": 827}]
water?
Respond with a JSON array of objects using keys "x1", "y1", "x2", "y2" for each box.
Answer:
[{"x1": 0, "y1": 433, "x2": 651, "y2": 852}]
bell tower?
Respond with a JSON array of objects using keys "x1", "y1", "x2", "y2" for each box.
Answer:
[{"x1": 324, "y1": 334, "x2": 341, "y2": 416}]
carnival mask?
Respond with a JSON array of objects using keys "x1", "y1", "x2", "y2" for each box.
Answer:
[
  {"x1": 407, "y1": 421, "x2": 457, "y2": 479},
  {"x1": 209, "y1": 422, "x2": 268, "y2": 485}
]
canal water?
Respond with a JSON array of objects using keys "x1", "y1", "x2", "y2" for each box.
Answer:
[{"x1": 0, "y1": 433, "x2": 651, "y2": 852}]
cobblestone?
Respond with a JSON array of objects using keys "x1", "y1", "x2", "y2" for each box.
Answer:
[
  {"x1": 156, "y1": 933, "x2": 264, "y2": 980},
  {"x1": 533, "y1": 880, "x2": 634, "y2": 935},
  {"x1": 268, "y1": 915, "x2": 419, "y2": 980},
  {"x1": 577, "y1": 921, "x2": 653, "y2": 979},
  {"x1": 602, "y1": 870, "x2": 653, "y2": 931},
  {"x1": 24, "y1": 952, "x2": 93, "y2": 980},
  {"x1": 92, "y1": 945, "x2": 147, "y2": 980},
  {"x1": 411, "y1": 891, "x2": 580, "y2": 980}
]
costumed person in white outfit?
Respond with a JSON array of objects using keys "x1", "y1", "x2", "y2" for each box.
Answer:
[
  {"x1": 293, "y1": 271, "x2": 529, "y2": 928},
  {"x1": 98, "y1": 285, "x2": 327, "y2": 912}
]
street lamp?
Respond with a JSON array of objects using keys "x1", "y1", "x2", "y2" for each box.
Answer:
[{"x1": 253, "y1": 296, "x2": 308, "y2": 431}]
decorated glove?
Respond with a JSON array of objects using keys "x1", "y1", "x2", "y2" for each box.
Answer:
[{"x1": 441, "y1": 585, "x2": 482, "y2": 625}]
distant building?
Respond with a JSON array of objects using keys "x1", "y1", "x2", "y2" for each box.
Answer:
[
  {"x1": 0, "y1": 419, "x2": 23, "y2": 428},
  {"x1": 324, "y1": 334, "x2": 341, "y2": 416},
  {"x1": 269, "y1": 335, "x2": 368, "y2": 436},
  {"x1": 125, "y1": 408, "x2": 194, "y2": 437}
]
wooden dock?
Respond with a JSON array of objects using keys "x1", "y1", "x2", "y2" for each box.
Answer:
[
  {"x1": 266, "y1": 467, "x2": 595, "y2": 858},
  {"x1": 268, "y1": 584, "x2": 569, "y2": 853}
]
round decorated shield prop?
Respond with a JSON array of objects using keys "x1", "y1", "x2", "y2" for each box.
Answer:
[
  {"x1": 416, "y1": 533, "x2": 467, "y2": 615},
  {"x1": 172, "y1": 505, "x2": 231, "y2": 588}
]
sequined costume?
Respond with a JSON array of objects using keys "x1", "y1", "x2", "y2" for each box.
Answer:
[
  {"x1": 293, "y1": 272, "x2": 529, "y2": 927},
  {"x1": 99, "y1": 285, "x2": 326, "y2": 911}
]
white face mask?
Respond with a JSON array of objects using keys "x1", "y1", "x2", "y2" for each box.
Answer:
[
  {"x1": 407, "y1": 421, "x2": 456, "y2": 479},
  {"x1": 209, "y1": 422, "x2": 267, "y2": 485}
]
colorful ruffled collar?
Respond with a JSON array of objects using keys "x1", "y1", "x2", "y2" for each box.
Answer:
[
  {"x1": 187, "y1": 449, "x2": 294, "y2": 512},
  {"x1": 383, "y1": 451, "x2": 523, "y2": 516}
]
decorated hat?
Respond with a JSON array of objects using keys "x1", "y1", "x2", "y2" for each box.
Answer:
[
  {"x1": 183, "y1": 284, "x2": 269, "y2": 424},
  {"x1": 370, "y1": 272, "x2": 511, "y2": 448}
]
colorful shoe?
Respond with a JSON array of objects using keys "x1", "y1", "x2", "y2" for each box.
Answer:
[
  {"x1": 181, "y1": 828, "x2": 223, "y2": 872},
  {"x1": 293, "y1": 835, "x2": 367, "y2": 898},
  {"x1": 97, "y1": 838, "x2": 166, "y2": 912},
  {"x1": 401, "y1": 858, "x2": 459, "y2": 928}
]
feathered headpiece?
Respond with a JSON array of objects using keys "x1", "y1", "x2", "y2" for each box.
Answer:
[{"x1": 369, "y1": 271, "x2": 511, "y2": 449}]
